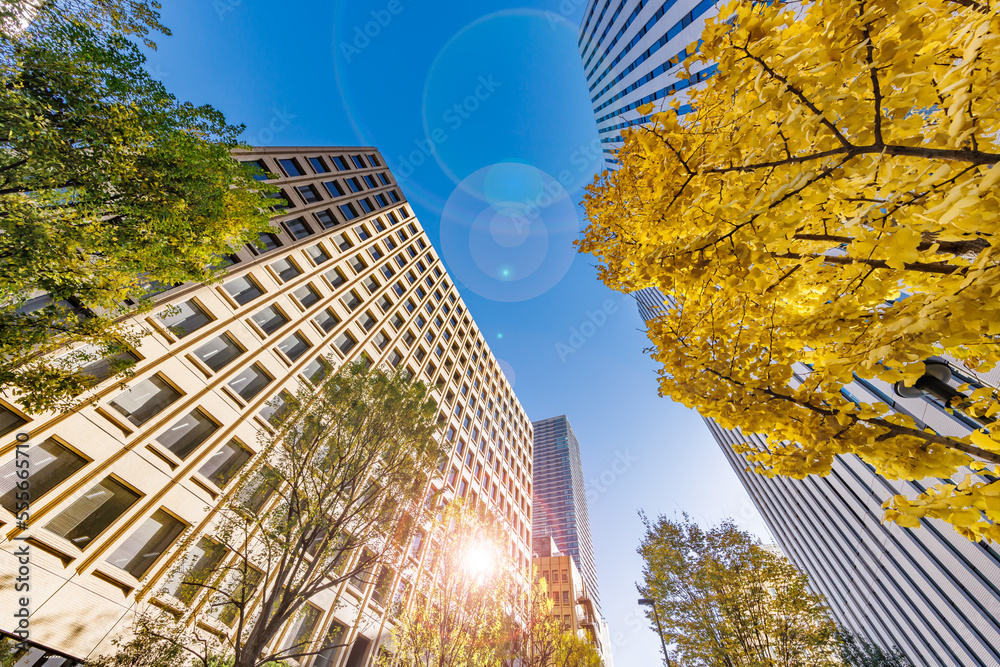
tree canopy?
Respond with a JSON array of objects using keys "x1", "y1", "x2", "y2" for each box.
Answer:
[
  {"x1": 579, "y1": 0, "x2": 1000, "y2": 540},
  {"x1": 384, "y1": 501, "x2": 603, "y2": 667},
  {"x1": 124, "y1": 363, "x2": 445, "y2": 667},
  {"x1": 0, "y1": 1, "x2": 274, "y2": 412},
  {"x1": 637, "y1": 514, "x2": 839, "y2": 667}
]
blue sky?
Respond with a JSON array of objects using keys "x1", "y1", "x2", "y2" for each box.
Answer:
[{"x1": 147, "y1": 1, "x2": 770, "y2": 662}]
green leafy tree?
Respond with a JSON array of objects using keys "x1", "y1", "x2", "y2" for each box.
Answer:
[
  {"x1": 105, "y1": 363, "x2": 445, "y2": 667},
  {"x1": 836, "y1": 628, "x2": 912, "y2": 667},
  {"x1": 638, "y1": 513, "x2": 838, "y2": 667},
  {"x1": 0, "y1": 1, "x2": 274, "y2": 412}
]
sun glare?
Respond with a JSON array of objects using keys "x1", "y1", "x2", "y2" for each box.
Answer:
[{"x1": 464, "y1": 544, "x2": 495, "y2": 579}]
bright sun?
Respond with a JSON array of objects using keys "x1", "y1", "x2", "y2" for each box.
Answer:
[{"x1": 464, "y1": 544, "x2": 495, "y2": 578}]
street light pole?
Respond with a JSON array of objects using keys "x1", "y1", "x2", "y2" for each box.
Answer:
[{"x1": 638, "y1": 598, "x2": 672, "y2": 667}]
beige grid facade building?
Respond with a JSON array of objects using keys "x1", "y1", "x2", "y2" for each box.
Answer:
[
  {"x1": 0, "y1": 146, "x2": 534, "y2": 667},
  {"x1": 533, "y1": 538, "x2": 603, "y2": 656}
]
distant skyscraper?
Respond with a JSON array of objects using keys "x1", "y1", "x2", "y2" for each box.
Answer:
[
  {"x1": 531, "y1": 416, "x2": 600, "y2": 614},
  {"x1": 578, "y1": 0, "x2": 721, "y2": 164},
  {"x1": 635, "y1": 288, "x2": 1000, "y2": 667}
]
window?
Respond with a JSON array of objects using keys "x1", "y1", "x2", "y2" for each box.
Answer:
[
  {"x1": 55, "y1": 343, "x2": 138, "y2": 385},
  {"x1": 347, "y1": 177, "x2": 362, "y2": 193},
  {"x1": 106, "y1": 509, "x2": 185, "y2": 578},
  {"x1": 333, "y1": 233, "x2": 352, "y2": 251},
  {"x1": 379, "y1": 172, "x2": 390, "y2": 185},
  {"x1": 308, "y1": 157, "x2": 329, "y2": 173},
  {"x1": 156, "y1": 410, "x2": 219, "y2": 460},
  {"x1": 381, "y1": 265, "x2": 396, "y2": 281},
  {"x1": 390, "y1": 313, "x2": 404, "y2": 330},
  {"x1": 199, "y1": 440, "x2": 252, "y2": 487},
  {"x1": 334, "y1": 332, "x2": 357, "y2": 354},
  {"x1": 367, "y1": 153, "x2": 381, "y2": 167},
  {"x1": 278, "y1": 333, "x2": 311, "y2": 361},
  {"x1": 270, "y1": 258, "x2": 301, "y2": 282},
  {"x1": 296, "y1": 184, "x2": 322, "y2": 204},
  {"x1": 281, "y1": 603, "x2": 322, "y2": 654},
  {"x1": 224, "y1": 275, "x2": 264, "y2": 305},
  {"x1": 377, "y1": 295, "x2": 392, "y2": 312},
  {"x1": 260, "y1": 391, "x2": 294, "y2": 426},
  {"x1": 371, "y1": 566, "x2": 393, "y2": 605},
  {"x1": 339, "y1": 203, "x2": 358, "y2": 220},
  {"x1": 256, "y1": 232, "x2": 281, "y2": 252},
  {"x1": 332, "y1": 155, "x2": 349, "y2": 171},
  {"x1": 359, "y1": 311, "x2": 376, "y2": 331},
  {"x1": 252, "y1": 305, "x2": 288, "y2": 335},
  {"x1": 349, "y1": 255, "x2": 366, "y2": 273},
  {"x1": 364, "y1": 174, "x2": 378, "y2": 189},
  {"x1": 109, "y1": 376, "x2": 181, "y2": 426},
  {"x1": 368, "y1": 246, "x2": 383, "y2": 261},
  {"x1": 293, "y1": 284, "x2": 321, "y2": 308},
  {"x1": 267, "y1": 189, "x2": 291, "y2": 210},
  {"x1": 194, "y1": 334, "x2": 244, "y2": 371},
  {"x1": 372, "y1": 217, "x2": 386, "y2": 232},
  {"x1": 158, "y1": 300, "x2": 212, "y2": 338},
  {"x1": 241, "y1": 159, "x2": 269, "y2": 180},
  {"x1": 302, "y1": 358, "x2": 330, "y2": 385},
  {"x1": 363, "y1": 275, "x2": 379, "y2": 293},
  {"x1": 285, "y1": 217, "x2": 313, "y2": 239},
  {"x1": 351, "y1": 155, "x2": 365, "y2": 169},
  {"x1": 356, "y1": 225, "x2": 371, "y2": 241},
  {"x1": 341, "y1": 290, "x2": 362, "y2": 311},
  {"x1": 213, "y1": 566, "x2": 264, "y2": 626},
  {"x1": 0, "y1": 439, "x2": 87, "y2": 513},
  {"x1": 375, "y1": 193, "x2": 388, "y2": 207},
  {"x1": 306, "y1": 244, "x2": 331, "y2": 264},
  {"x1": 373, "y1": 331, "x2": 390, "y2": 350},
  {"x1": 163, "y1": 537, "x2": 225, "y2": 603},
  {"x1": 359, "y1": 198, "x2": 374, "y2": 213},
  {"x1": 326, "y1": 268, "x2": 347, "y2": 288},
  {"x1": 314, "y1": 308, "x2": 341, "y2": 332},
  {"x1": 45, "y1": 477, "x2": 140, "y2": 549},
  {"x1": 228, "y1": 364, "x2": 272, "y2": 401},
  {"x1": 324, "y1": 180, "x2": 346, "y2": 198},
  {"x1": 389, "y1": 190, "x2": 401, "y2": 203},
  {"x1": 278, "y1": 158, "x2": 304, "y2": 177},
  {"x1": 387, "y1": 211, "x2": 399, "y2": 224},
  {"x1": 315, "y1": 209, "x2": 336, "y2": 228}
]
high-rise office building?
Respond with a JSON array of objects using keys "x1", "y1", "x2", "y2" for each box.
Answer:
[
  {"x1": 0, "y1": 147, "x2": 535, "y2": 667},
  {"x1": 635, "y1": 287, "x2": 1000, "y2": 667},
  {"x1": 578, "y1": 0, "x2": 720, "y2": 164},
  {"x1": 531, "y1": 416, "x2": 600, "y2": 615}
]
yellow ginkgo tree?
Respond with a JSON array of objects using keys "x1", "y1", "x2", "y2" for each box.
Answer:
[{"x1": 579, "y1": 0, "x2": 1000, "y2": 540}]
